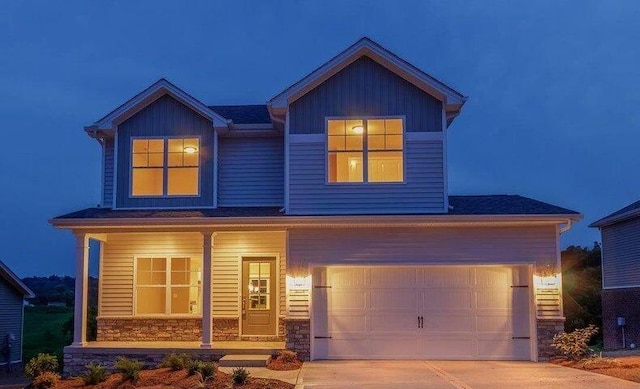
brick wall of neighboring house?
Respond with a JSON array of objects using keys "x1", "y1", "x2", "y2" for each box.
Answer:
[
  {"x1": 602, "y1": 288, "x2": 640, "y2": 350},
  {"x1": 537, "y1": 318, "x2": 565, "y2": 361},
  {"x1": 285, "y1": 318, "x2": 310, "y2": 361}
]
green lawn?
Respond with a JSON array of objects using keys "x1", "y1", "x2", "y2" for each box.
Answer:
[{"x1": 23, "y1": 306, "x2": 73, "y2": 365}]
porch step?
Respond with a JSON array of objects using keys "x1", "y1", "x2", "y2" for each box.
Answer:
[{"x1": 218, "y1": 354, "x2": 271, "y2": 368}]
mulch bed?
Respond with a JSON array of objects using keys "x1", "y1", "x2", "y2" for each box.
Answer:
[
  {"x1": 53, "y1": 367, "x2": 294, "y2": 389},
  {"x1": 266, "y1": 357, "x2": 303, "y2": 371},
  {"x1": 552, "y1": 356, "x2": 640, "y2": 383}
]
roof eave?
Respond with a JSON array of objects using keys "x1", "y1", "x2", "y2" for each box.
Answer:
[
  {"x1": 589, "y1": 208, "x2": 640, "y2": 228},
  {"x1": 0, "y1": 260, "x2": 35, "y2": 298}
]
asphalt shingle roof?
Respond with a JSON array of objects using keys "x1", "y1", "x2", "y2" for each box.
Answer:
[
  {"x1": 52, "y1": 195, "x2": 578, "y2": 220},
  {"x1": 589, "y1": 200, "x2": 640, "y2": 228},
  {"x1": 209, "y1": 105, "x2": 271, "y2": 124}
]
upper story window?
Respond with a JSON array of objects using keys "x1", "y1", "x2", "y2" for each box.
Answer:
[
  {"x1": 131, "y1": 138, "x2": 200, "y2": 197},
  {"x1": 327, "y1": 118, "x2": 404, "y2": 183},
  {"x1": 135, "y1": 256, "x2": 202, "y2": 315}
]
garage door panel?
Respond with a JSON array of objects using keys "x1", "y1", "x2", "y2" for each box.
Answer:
[
  {"x1": 370, "y1": 314, "x2": 419, "y2": 333},
  {"x1": 476, "y1": 289, "x2": 512, "y2": 309},
  {"x1": 371, "y1": 267, "x2": 417, "y2": 288},
  {"x1": 326, "y1": 339, "x2": 370, "y2": 359},
  {"x1": 424, "y1": 337, "x2": 474, "y2": 358},
  {"x1": 422, "y1": 268, "x2": 472, "y2": 287},
  {"x1": 477, "y1": 315, "x2": 513, "y2": 333},
  {"x1": 370, "y1": 289, "x2": 416, "y2": 310},
  {"x1": 328, "y1": 290, "x2": 366, "y2": 310},
  {"x1": 328, "y1": 267, "x2": 368, "y2": 288},
  {"x1": 369, "y1": 337, "x2": 420, "y2": 357},
  {"x1": 327, "y1": 314, "x2": 367, "y2": 333},
  {"x1": 423, "y1": 315, "x2": 475, "y2": 332},
  {"x1": 475, "y1": 267, "x2": 511, "y2": 287},
  {"x1": 422, "y1": 289, "x2": 472, "y2": 309}
]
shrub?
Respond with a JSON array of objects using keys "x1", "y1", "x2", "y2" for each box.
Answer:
[
  {"x1": 160, "y1": 352, "x2": 191, "y2": 371},
  {"x1": 231, "y1": 367, "x2": 249, "y2": 384},
  {"x1": 114, "y1": 356, "x2": 143, "y2": 381},
  {"x1": 25, "y1": 353, "x2": 59, "y2": 379},
  {"x1": 187, "y1": 360, "x2": 204, "y2": 376},
  {"x1": 32, "y1": 371, "x2": 60, "y2": 389},
  {"x1": 82, "y1": 362, "x2": 107, "y2": 385},
  {"x1": 277, "y1": 350, "x2": 298, "y2": 363},
  {"x1": 552, "y1": 324, "x2": 599, "y2": 360},
  {"x1": 200, "y1": 362, "x2": 216, "y2": 380}
]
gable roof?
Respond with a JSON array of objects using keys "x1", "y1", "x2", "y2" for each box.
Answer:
[
  {"x1": 448, "y1": 195, "x2": 580, "y2": 216},
  {"x1": 209, "y1": 105, "x2": 271, "y2": 124},
  {"x1": 87, "y1": 78, "x2": 230, "y2": 133},
  {"x1": 268, "y1": 37, "x2": 467, "y2": 124},
  {"x1": 0, "y1": 260, "x2": 35, "y2": 298},
  {"x1": 590, "y1": 200, "x2": 640, "y2": 228}
]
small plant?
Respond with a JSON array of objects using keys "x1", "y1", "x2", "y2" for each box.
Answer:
[
  {"x1": 187, "y1": 360, "x2": 205, "y2": 376},
  {"x1": 200, "y1": 362, "x2": 216, "y2": 380},
  {"x1": 114, "y1": 356, "x2": 143, "y2": 381},
  {"x1": 25, "y1": 353, "x2": 59, "y2": 379},
  {"x1": 551, "y1": 324, "x2": 599, "y2": 360},
  {"x1": 232, "y1": 367, "x2": 249, "y2": 384},
  {"x1": 277, "y1": 350, "x2": 298, "y2": 363},
  {"x1": 82, "y1": 362, "x2": 107, "y2": 385},
  {"x1": 160, "y1": 352, "x2": 192, "y2": 371},
  {"x1": 32, "y1": 371, "x2": 60, "y2": 389}
]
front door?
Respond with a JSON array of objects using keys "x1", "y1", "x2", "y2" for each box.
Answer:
[{"x1": 242, "y1": 258, "x2": 277, "y2": 336}]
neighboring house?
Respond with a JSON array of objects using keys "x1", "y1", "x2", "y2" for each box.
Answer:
[
  {"x1": 50, "y1": 37, "x2": 580, "y2": 373},
  {"x1": 590, "y1": 200, "x2": 640, "y2": 350},
  {"x1": 0, "y1": 260, "x2": 35, "y2": 374}
]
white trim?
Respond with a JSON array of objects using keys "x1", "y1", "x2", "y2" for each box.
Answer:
[
  {"x1": 100, "y1": 138, "x2": 106, "y2": 207},
  {"x1": 555, "y1": 224, "x2": 564, "y2": 316},
  {"x1": 128, "y1": 136, "x2": 203, "y2": 199},
  {"x1": 98, "y1": 243, "x2": 104, "y2": 315},
  {"x1": 91, "y1": 79, "x2": 229, "y2": 131},
  {"x1": 132, "y1": 255, "x2": 203, "y2": 317},
  {"x1": 441, "y1": 105, "x2": 449, "y2": 213},
  {"x1": 238, "y1": 254, "x2": 280, "y2": 337},
  {"x1": 528, "y1": 265, "x2": 538, "y2": 362},
  {"x1": 213, "y1": 131, "x2": 218, "y2": 208},
  {"x1": 268, "y1": 38, "x2": 466, "y2": 116},
  {"x1": 112, "y1": 131, "x2": 118, "y2": 209},
  {"x1": 284, "y1": 110, "x2": 290, "y2": 213}
]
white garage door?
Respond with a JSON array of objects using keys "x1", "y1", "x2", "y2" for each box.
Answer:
[{"x1": 312, "y1": 266, "x2": 532, "y2": 360}]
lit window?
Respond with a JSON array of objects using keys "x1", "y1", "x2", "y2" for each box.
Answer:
[
  {"x1": 135, "y1": 257, "x2": 202, "y2": 315},
  {"x1": 131, "y1": 138, "x2": 199, "y2": 196},
  {"x1": 327, "y1": 119, "x2": 403, "y2": 183}
]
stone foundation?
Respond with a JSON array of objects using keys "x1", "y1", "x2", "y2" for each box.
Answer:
[
  {"x1": 63, "y1": 348, "x2": 222, "y2": 377},
  {"x1": 212, "y1": 318, "x2": 239, "y2": 340},
  {"x1": 537, "y1": 317, "x2": 565, "y2": 361},
  {"x1": 602, "y1": 288, "x2": 640, "y2": 350},
  {"x1": 97, "y1": 318, "x2": 202, "y2": 341},
  {"x1": 0, "y1": 362, "x2": 24, "y2": 378},
  {"x1": 285, "y1": 318, "x2": 310, "y2": 361}
]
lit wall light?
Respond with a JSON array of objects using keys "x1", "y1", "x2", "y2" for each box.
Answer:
[
  {"x1": 184, "y1": 146, "x2": 198, "y2": 154},
  {"x1": 352, "y1": 125, "x2": 364, "y2": 134},
  {"x1": 286, "y1": 274, "x2": 311, "y2": 290},
  {"x1": 533, "y1": 274, "x2": 560, "y2": 288}
]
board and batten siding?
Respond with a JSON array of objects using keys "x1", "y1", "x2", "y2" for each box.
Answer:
[
  {"x1": 0, "y1": 277, "x2": 24, "y2": 363},
  {"x1": 103, "y1": 137, "x2": 115, "y2": 207},
  {"x1": 289, "y1": 56, "x2": 443, "y2": 134},
  {"x1": 288, "y1": 139, "x2": 445, "y2": 214},
  {"x1": 217, "y1": 136, "x2": 284, "y2": 206},
  {"x1": 286, "y1": 225, "x2": 560, "y2": 319},
  {"x1": 602, "y1": 217, "x2": 640, "y2": 288},
  {"x1": 100, "y1": 232, "x2": 203, "y2": 316},
  {"x1": 115, "y1": 94, "x2": 214, "y2": 208},
  {"x1": 211, "y1": 231, "x2": 286, "y2": 319}
]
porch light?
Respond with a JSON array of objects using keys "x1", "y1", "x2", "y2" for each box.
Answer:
[
  {"x1": 184, "y1": 146, "x2": 198, "y2": 154},
  {"x1": 534, "y1": 264, "x2": 560, "y2": 288},
  {"x1": 352, "y1": 125, "x2": 364, "y2": 134},
  {"x1": 286, "y1": 274, "x2": 311, "y2": 290}
]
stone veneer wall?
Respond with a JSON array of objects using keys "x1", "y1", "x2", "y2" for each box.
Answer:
[
  {"x1": 63, "y1": 349, "x2": 222, "y2": 377},
  {"x1": 602, "y1": 288, "x2": 640, "y2": 350},
  {"x1": 285, "y1": 318, "x2": 310, "y2": 361},
  {"x1": 537, "y1": 318, "x2": 565, "y2": 361},
  {"x1": 97, "y1": 318, "x2": 202, "y2": 341},
  {"x1": 212, "y1": 318, "x2": 239, "y2": 340}
]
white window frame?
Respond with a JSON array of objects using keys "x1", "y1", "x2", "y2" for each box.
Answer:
[
  {"x1": 129, "y1": 136, "x2": 202, "y2": 198},
  {"x1": 133, "y1": 255, "x2": 202, "y2": 317},
  {"x1": 325, "y1": 116, "x2": 406, "y2": 185}
]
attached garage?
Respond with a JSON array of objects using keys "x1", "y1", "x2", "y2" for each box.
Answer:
[{"x1": 311, "y1": 265, "x2": 534, "y2": 360}]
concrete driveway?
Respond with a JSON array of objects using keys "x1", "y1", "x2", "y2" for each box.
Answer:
[{"x1": 297, "y1": 360, "x2": 640, "y2": 389}]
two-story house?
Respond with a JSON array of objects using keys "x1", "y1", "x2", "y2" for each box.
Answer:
[{"x1": 51, "y1": 38, "x2": 581, "y2": 374}]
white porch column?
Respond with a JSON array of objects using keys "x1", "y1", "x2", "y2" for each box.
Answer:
[
  {"x1": 72, "y1": 232, "x2": 89, "y2": 346},
  {"x1": 201, "y1": 231, "x2": 213, "y2": 348}
]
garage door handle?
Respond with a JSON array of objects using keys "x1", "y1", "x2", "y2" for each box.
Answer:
[
  {"x1": 418, "y1": 316, "x2": 420, "y2": 328},
  {"x1": 420, "y1": 316, "x2": 424, "y2": 328}
]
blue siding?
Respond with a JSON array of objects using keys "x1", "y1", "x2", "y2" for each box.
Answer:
[
  {"x1": 288, "y1": 140, "x2": 445, "y2": 214},
  {"x1": 115, "y1": 95, "x2": 214, "y2": 208},
  {"x1": 218, "y1": 136, "x2": 284, "y2": 206},
  {"x1": 103, "y1": 137, "x2": 114, "y2": 207},
  {"x1": 0, "y1": 278, "x2": 24, "y2": 363},
  {"x1": 290, "y1": 56, "x2": 443, "y2": 134},
  {"x1": 602, "y1": 217, "x2": 640, "y2": 288}
]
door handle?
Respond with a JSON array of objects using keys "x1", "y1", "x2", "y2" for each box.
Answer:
[
  {"x1": 242, "y1": 296, "x2": 247, "y2": 316},
  {"x1": 420, "y1": 316, "x2": 424, "y2": 328}
]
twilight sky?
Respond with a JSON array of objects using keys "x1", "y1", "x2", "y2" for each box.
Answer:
[{"x1": 1, "y1": 1, "x2": 639, "y2": 276}]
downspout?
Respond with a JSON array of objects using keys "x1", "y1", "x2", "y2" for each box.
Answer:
[{"x1": 559, "y1": 219, "x2": 573, "y2": 234}]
